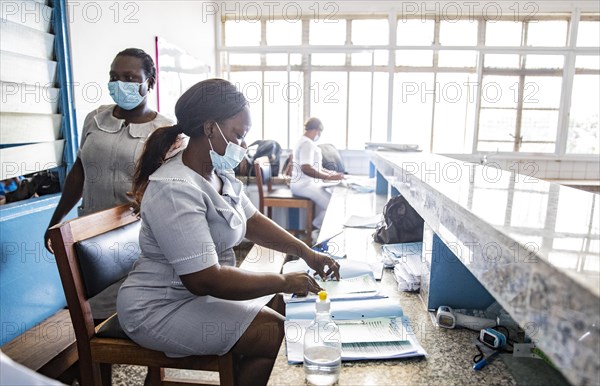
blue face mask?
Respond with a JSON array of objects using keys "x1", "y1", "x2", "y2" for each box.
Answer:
[
  {"x1": 208, "y1": 123, "x2": 247, "y2": 171},
  {"x1": 107, "y1": 80, "x2": 148, "y2": 110}
]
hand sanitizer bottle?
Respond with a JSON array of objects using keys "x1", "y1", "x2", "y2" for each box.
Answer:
[{"x1": 303, "y1": 290, "x2": 342, "y2": 386}]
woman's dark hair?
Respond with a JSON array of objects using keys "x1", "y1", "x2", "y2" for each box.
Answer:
[
  {"x1": 132, "y1": 79, "x2": 247, "y2": 211},
  {"x1": 115, "y1": 48, "x2": 156, "y2": 80}
]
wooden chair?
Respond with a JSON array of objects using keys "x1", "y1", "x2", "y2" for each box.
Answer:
[
  {"x1": 49, "y1": 204, "x2": 235, "y2": 386},
  {"x1": 254, "y1": 156, "x2": 314, "y2": 244}
]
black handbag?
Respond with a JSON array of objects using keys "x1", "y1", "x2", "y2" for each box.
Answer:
[{"x1": 373, "y1": 195, "x2": 424, "y2": 244}]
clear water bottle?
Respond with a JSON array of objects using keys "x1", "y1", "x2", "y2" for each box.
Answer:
[{"x1": 303, "y1": 290, "x2": 341, "y2": 386}]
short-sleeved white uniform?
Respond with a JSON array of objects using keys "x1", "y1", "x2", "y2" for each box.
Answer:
[
  {"x1": 290, "y1": 135, "x2": 332, "y2": 228},
  {"x1": 117, "y1": 152, "x2": 272, "y2": 357},
  {"x1": 78, "y1": 105, "x2": 173, "y2": 216}
]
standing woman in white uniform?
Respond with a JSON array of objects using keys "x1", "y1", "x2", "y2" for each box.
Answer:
[
  {"x1": 117, "y1": 79, "x2": 340, "y2": 386},
  {"x1": 44, "y1": 48, "x2": 173, "y2": 250},
  {"x1": 290, "y1": 118, "x2": 344, "y2": 232},
  {"x1": 44, "y1": 48, "x2": 173, "y2": 321}
]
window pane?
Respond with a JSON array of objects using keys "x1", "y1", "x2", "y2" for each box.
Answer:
[
  {"x1": 309, "y1": 19, "x2": 346, "y2": 45},
  {"x1": 577, "y1": 21, "x2": 600, "y2": 47},
  {"x1": 568, "y1": 74, "x2": 600, "y2": 154},
  {"x1": 263, "y1": 72, "x2": 289, "y2": 147},
  {"x1": 440, "y1": 20, "x2": 478, "y2": 46},
  {"x1": 527, "y1": 21, "x2": 568, "y2": 47},
  {"x1": 312, "y1": 53, "x2": 345, "y2": 66},
  {"x1": 485, "y1": 21, "x2": 522, "y2": 46},
  {"x1": 266, "y1": 20, "x2": 301, "y2": 46},
  {"x1": 352, "y1": 19, "x2": 388, "y2": 45},
  {"x1": 371, "y1": 72, "x2": 389, "y2": 144},
  {"x1": 525, "y1": 55, "x2": 564, "y2": 69},
  {"x1": 288, "y1": 72, "x2": 304, "y2": 148},
  {"x1": 310, "y1": 72, "x2": 347, "y2": 149},
  {"x1": 438, "y1": 50, "x2": 478, "y2": 67},
  {"x1": 265, "y1": 53, "x2": 302, "y2": 66},
  {"x1": 523, "y1": 76, "x2": 561, "y2": 109},
  {"x1": 480, "y1": 75, "x2": 519, "y2": 108},
  {"x1": 519, "y1": 142, "x2": 555, "y2": 153},
  {"x1": 351, "y1": 50, "x2": 388, "y2": 66},
  {"x1": 478, "y1": 108, "x2": 517, "y2": 142},
  {"x1": 396, "y1": 50, "x2": 433, "y2": 66},
  {"x1": 225, "y1": 21, "x2": 261, "y2": 46},
  {"x1": 228, "y1": 53, "x2": 260, "y2": 66},
  {"x1": 392, "y1": 73, "x2": 434, "y2": 149},
  {"x1": 520, "y1": 110, "x2": 558, "y2": 153},
  {"x1": 576, "y1": 55, "x2": 600, "y2": 70},
  {"x1": 477, "y1": 140, "x2": 514, "y2": 152},
  {"x1": 397, "y1": 19, "x2": 434, "y2": 46},
  {"x1": 348, "y1": 72, "x2": 372, "y2": 149},
  {"x1": 484, "y1": 54, "x2": 520, "y2": 69},
  {"x1": 228, "y1": 72, "x2": 263, "y2": 143},
  {"x1": 432, "y1": 73, "x2": 478, "y2": 153}
]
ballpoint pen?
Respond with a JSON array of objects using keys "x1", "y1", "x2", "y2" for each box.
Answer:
[{"x1": 473, "y1": 350, "x2": 499, "y2": 370}]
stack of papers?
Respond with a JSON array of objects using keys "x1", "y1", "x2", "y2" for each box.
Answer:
[
  {"x1": 284, "y1": 298, "x2": 427, "y2": 363},
  {"x1": 343, "y1": 214, "x2": 381, "y2": 229},
  {"x1": 342, "y1": 176, "x2": 376, "y2": 193},
  {"x1": 382, "y1": 242, "x2": 427, "y2": 292}
]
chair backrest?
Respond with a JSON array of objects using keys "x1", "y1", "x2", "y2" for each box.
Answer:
[
  {"x1": 254, "y1": 156, "x2": 273, "y2": 213},
  {"x1": 49, "y1": 204, "x2": 140, "y2": 350}
]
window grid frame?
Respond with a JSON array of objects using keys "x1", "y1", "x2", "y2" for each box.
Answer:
[{"x1": 218, "y1": 11, "x2": 599, "y2": 156}]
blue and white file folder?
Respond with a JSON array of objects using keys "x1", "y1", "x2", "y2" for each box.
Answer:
[{"x1": 284, "y1": 298, "x2": 427, "y2": 363}]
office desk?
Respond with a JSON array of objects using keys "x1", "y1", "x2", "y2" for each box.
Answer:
[
  {"x1": 369, "y1": 151, "x2": 599, "y2": 386},
  {"x1": 268, "y1": 188, "x2": 524, "y2": 385}
]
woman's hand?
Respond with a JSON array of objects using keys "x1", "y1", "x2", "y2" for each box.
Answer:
[
  {"x1": 304, "y1": 251, "x2": 341, "y2": 281},
  {"x1": 43, "y1": 229, "x2": 54, "y2": 254},
  {"x1": 283, "y1": 271, "x2": 324, "y2": 296},
  {"x1": 324, "y1": 171, "x2": 344, "y2": 181}
]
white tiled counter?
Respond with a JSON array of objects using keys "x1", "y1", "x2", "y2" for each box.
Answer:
[{"x1": 370, "y1": 151, "x2": 599, "y2": 386}]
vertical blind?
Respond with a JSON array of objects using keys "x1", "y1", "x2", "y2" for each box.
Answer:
[{"x1": 0, "y1": 0, "x2": 75, "y2": 181}]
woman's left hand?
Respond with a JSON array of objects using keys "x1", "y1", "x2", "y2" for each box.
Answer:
[{"x1": 305, "y1": 251, "x2": 341, "y2": 281}]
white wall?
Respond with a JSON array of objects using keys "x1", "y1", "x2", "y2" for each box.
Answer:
[{"x1": 67, "y1": 1, "x2": 216, "y2": 133}]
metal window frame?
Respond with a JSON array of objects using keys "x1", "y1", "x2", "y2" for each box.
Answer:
[{"x1": 217, "y1": 10, "x2": 599, "y2": 157}]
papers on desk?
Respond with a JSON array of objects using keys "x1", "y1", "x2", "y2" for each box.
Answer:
[
  {"x1": 284, "y1": 298, "x2": 427, "y2": 363},
  {"x1": 343, "y1": 214, "x2": 381, "y2": 228},
  {"x1": 382, "y1": 242, "x2": 427, "y2": 292},
  {"x1": 284, "y1": 274, "x2": 383, "y2": 303},
  {"x1": 341, "y1": 176, "x2": 376, "y2": 193}
]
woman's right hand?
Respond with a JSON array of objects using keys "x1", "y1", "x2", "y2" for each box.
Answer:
[
  {"x1": 43, "y1": 229, "x2": 54, "y2": 254},
  {"x1": 283, "y1": 271, "x2": 323, "y2": 297}
]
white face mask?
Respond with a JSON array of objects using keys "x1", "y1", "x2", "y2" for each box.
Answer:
[{"x1": 208, "y1": 122, "x2": 247, "y2": 171}]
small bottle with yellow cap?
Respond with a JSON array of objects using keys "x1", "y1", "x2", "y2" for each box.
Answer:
[{"x1": 303, "y1": 290, "x2": 341, "y2": 385}]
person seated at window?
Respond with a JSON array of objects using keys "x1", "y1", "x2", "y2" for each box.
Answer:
[
  {"x1": 289, "y1": 117, "x2": 344, "y2": 235},
  {"x1": 117, "y1": 79, "x2": 340, "y2": 386}
]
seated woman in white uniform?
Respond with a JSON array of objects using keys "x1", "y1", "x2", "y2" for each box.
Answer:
[
  {"x1": 116, "y1": 79, "x2": 340, "y2": 386},
  {"x1": 290, "y1": 118, "x2": 345, "y2": 234}
]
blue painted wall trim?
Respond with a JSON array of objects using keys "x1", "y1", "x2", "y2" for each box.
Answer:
[
  {"x1": 0, "y1": 0, "x2": 79, "y2": 346},
  {"x1": 375, "y1": 170, "x2": 388, "y2": 195},
  {"x1": 426, "y1": 233, "x2": 495, "y2": 311},
  {"x1": 53, "y1": 0, "x2": 78, "y2": 173},
  {"x1": 0, "y1": 195, "x2": 77, "y2": 345}
]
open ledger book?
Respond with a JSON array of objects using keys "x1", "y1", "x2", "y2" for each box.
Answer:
[{"x1": 284, "y1": 298, "x2": 427, "y2": 363}]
